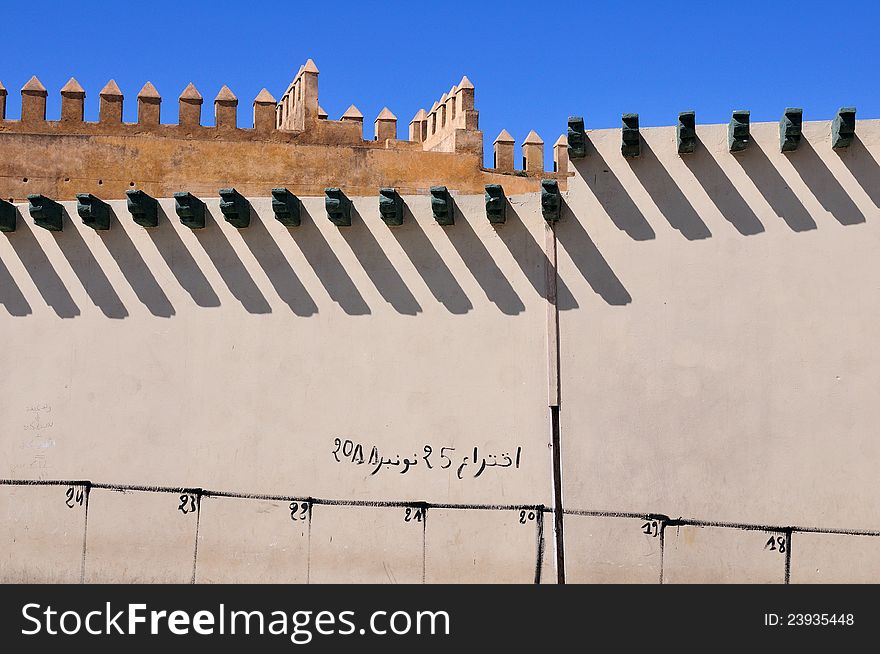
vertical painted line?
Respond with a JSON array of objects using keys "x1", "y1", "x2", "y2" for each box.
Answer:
[
  {"x1": 534, "y1": 506, "x2": 545, "y2": 584},
  {"x1": 659, "y1": 522, "x2": 666, "y2": 585},
  {"x1": 550, "y1": 407, "x2": 565, "y2": 585},
  {"x1": 190, "y1": 491, "x2": 202, "y2": 585},
  {"x1": 79, "y1": 483, "x2": 91, "y2": 584},
  {"x1": 422, "y1": 506, "x2": 427, "y2": 585},
  {"x1": 784, "y1": 529, "x2": 792, "y2": 584},
  {"x1": 306, "y1": 501, "x2": 313, "y2": 585}
]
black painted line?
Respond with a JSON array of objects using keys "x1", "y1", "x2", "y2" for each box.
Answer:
[
  {"x1": 90, "y1": 482, "x2": 202, "y2": 495},
  {"x1": 79, "y1": 483, "x2": 91, "y2": 584},
  {"x1": 550, "y1": 406, "x2": 566, "y2": 584},
  {"x1": 190, "y1": 491, "x2": 202, "y2": 585},
  {"x1": 659, "y1": 521, "x2": 666, "y2": 585},
  {"x1": 784, "y1": 530, "x2": 792, "y2": 585},
  {"x1": 306, "y1": 501, "x2": 313, "y2": 586},
  {"x1": 422, "y1": 506, "x2": 428, "y2": 585},
  {"x1": 0, "y1": 479, "x2": 90, "y2": 487},
  {"x1": 535, "y1": 506, "x2": 545, "y2": 584},
  {"x1": 564, "y1": 509, "x2": 671, "y2": 521},
  {"x1": 4, "y1": 478, "x2": 880, "y2": 538}
]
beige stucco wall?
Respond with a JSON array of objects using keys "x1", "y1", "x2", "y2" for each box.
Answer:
[
  {"x1": 2, "y1": 117, "x2": 879, "y2": 583},
  {"x1": 559, "y1": 119, "x2": 880, "y2": 527}
]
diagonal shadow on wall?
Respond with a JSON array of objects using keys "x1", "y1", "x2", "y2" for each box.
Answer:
[
  {"x1": 501, "y1": 203, "x2": 578, "y2": 311},
  {"x1": 53, "y1": 209, "x2": 128, "y2": 319},
  {"x1": 0, "y1": 234, "x2": 32, "y2": 316},
  {"x1": 573, "y1": 151, "x2": 655, "y2": 241},
  {"x1": 148, "y1": 206, "x2": 221, "y2": 308},
  {"x1": 288, "y1": 207, "x2": 370, "y2": 316},
  {"x1": 627, "y1": 141, "x2": 712, "y2": 240},
  {"x1": 838, "y1": 136, "x2": 880, "y2": 209},
  {"x1": 98, "y1": 208, "x2": 175, "y2": 317},
  {"x1": 343, "y1": 207, "x2": 421, "y2": 316},
  {"x1": 555, "y1": 202, "x2": 632, "y2": 306},
  {"x1": 734, "y1": 142, "x2": 816, "y2": 232},
  {"x1": 392, "y1": 205, "x2": 472, "y2": 315},
  {"x1": 439, "y1": 202, "x2": 525, "y2": 315},
  {"x1": 682, "y1": 140, "x2": 765, "y2": 236},
  {"x1": 239, "y1": 208, "x2": 318, "y2": 317},
  {"x1": 789, "y1": 139, "x2": 866, "y2": 226},
  {"x1": 194, "y1": 209, "x2": 272, "y2": 314},
  {"x1": 5, "y1": 210, "x2": 79, "y2": 318}
]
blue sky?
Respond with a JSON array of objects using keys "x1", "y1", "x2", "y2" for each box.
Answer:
[{"x1": 2, "y1": 1, "x2": 877, "y2": 168}]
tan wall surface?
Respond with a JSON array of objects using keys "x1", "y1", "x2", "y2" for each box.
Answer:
[
  {"x1": 2, "y1": 118, "x2": 880, "y2": 583},
  {"x1": 556, "y1": 118, "x2": 880, "y2": 582}
]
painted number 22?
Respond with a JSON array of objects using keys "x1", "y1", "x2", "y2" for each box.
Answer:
[{"x1": 289, "y1": 502, "x2": 309, "y2": 521}]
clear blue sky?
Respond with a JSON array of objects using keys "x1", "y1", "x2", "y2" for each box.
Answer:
[{"x1": 2, "y1": 1, "x2": 877, "y2": 169}]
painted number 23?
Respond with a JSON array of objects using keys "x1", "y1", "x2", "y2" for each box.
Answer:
[{"x1": 178, "y1": 494, "x2": 197, "y2": 515}]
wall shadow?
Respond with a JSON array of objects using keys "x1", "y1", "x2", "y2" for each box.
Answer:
[
  {"x1": 148, "y1": 206, "x2": 221, "y2": 308},
  {"x1": 53, "y1": 209, "x2": 128, "y2": 319},
  {"x1": 342, "y1": 207, "x2": 421, "y2": 315},
  {"x1": 573, "y1": 151, "x2": 655, "y2": 241},
  {"x1": 286, "y1": 207, "x2": 370, "y2": 316},
  {"x1": 439, "y1": 204, "x2": 525, "y2": 315},
  {"x1": 98, "y1": 208, "x2": 175, "y2": 317},
  {"x1": 627, "y1": 141, "x2": 711, "y2": 240},
  {"x1": 555, "y1": 202, "x2": 632, "y2": 306},
  {"x1": 391, "y1": 205, "x2": 472, "y2": 314},
  {"x1": 239, "y1": 208, "x2": 318, "y2": 317},
  {"x1": 734, "y1": 142, "x2": 816, "y2": 232},
  {"x1": 6, "y1": 211, "x2": 79, "y2": 318},
  {"x1": 193, "y1": 210, "x2": 272, "y2": 314},
  {"x1": 0, "y1": 232, "x2": 32, "y2": 316},
  {"x1": 682, "y1": 140, "x2": 765, "y2": 236},
  {"x1": 839, "y1": 135, "x2": 880, "y2": 209},
  {"x1": 789, "y1": 139, "x2": 866, "y2": 226},
  {"x1": 500, "y1": 203, "x2": 578, "y2": 311}
]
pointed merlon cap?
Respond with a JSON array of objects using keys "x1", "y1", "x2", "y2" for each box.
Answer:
[
  {"x1": 302, "y1": 58, "x2": 319, "y2": 74},
  {"x1": 554, "y1": 134, "x2": 567, "y2": 147},
  {"x1": 22, "y1": 76, "x2": 48, "y2": 96},
  {"x1": 457, "y1": 75, "x2": 474, "y2": 90},
  {"x1": 440, "y1": 91, "x2": 448, "y2": 103},
  {"x1": 430, "y1": 101, "x2": 439, "y2": 113},
  {"x1": 0, "y1": 80, "x2": 6, "y2": 97},
  {"x1": 449, "y1": 85, "x2": 457, "y2": 96},
  {"x1": 61, "y1": 77, "x2": 86, "y2": 97},
  {"x1": 410, "y1": 108, "x2": 426, "y2": 123},
  {"x1": 253, "y1": 87, "x2": 276, "y2": 105},
  {"x1": 179, "y1": 82, "x2": 203, "y2": 103},
  {"x1": 99, "y1": 79, "x2": 123, "y2": 98},
  {"x1": 494, "y1": 129, "x2": 515, "y2": 144},
  {"x1": 214, "y1": 85, "x2": 238, "y2": 105},
  {"x1": 341, "y1": 104, "x2": 363, "y2": 119},
  {"x1": 523, "y1": 130, "x2": 544, "y2": 145},
  {"x1": 138, "y1": 81, "x2": 161, "y2": 100},
  {"x1": 375, "y1": 107, "x2": 397, "y2": 122},
  {"x1": 318, "y1": 105, "x2": 328, "y2": 119}
]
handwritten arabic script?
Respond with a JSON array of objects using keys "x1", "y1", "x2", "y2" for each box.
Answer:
[{"x1": 331, "y1": 438, "x2": 523, "y2": 479}]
